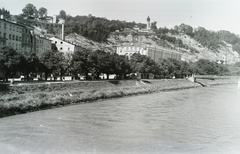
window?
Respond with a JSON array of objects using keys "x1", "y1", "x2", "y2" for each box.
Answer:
[
  {"x1": 16, "y1": 36, "x2": 18, "y2": 41},
  {"x1": 13, "y1": 26, "x2": 15, "y2": 31},
  {"x1": 60, "y1": 47, "x2": 63, "y2": 50},
  {"x1": 61, "y1": 42, "x2": 63, "y2": 44},
  {"x1": 4, "y1": 33, "x2": 6, "y2": 38},
  {"x1": 10, "y1": 25, "x2": 12, "y2": 30},
  {"x1": 26, "y1": 29, "x2": 27, "y2": 33},
  {"x1": 17, "y1": 27, "x2": 18, "y2": 32},
  {"x1": 4, "y1": 23, "x2": 6, "y2": 29},
  {"x1": 12, "y1": 35, "x2": 15, "y2": 40},
  {"x1": 9, "y1": 34, "x2": 11, "y2": 40},
  {"x1": 16, "y1": 44, "x2": 18, "y2": 50},
  {"x1": 19, "y1": 37, "x2": 21, "y2": 41},
  {"x1": 55, "y1": 41, "x2": 57, "y2": 44}
]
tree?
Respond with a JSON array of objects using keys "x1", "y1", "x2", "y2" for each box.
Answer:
[
  {"x1": 151, "y1": 21, "x2": 158, "y2": 31},
  {"x1": 71, "y1": 48, "x2": 93, "y2": 80},
  {"x1": 0, "y1": 8, "x2": 11, "y2": 19},
  {"x1": 130, "y1": 53, "x2": 158, "y2": 75},
  {"x1": 38, "y1": 7, "x2": 47, "y2": 19},
  {"x1": 193, "y1": 59, "x2": 229, "y2": 75},
  {"x1": 22, "y1": 3, "x2": 38, "y2": 19},
  {"x1": 158, "y1": 59, "x2": 175, "y2": 78},
  {"x1": 20, "y1": 51, "x2": 40, "y2": 81},
  {"x1": 179, "y1": 23, "x2": 194, "y2": 37},
  {"x1": 59, "y1": 10, "x2": 67, "y2": 19},
  {"x1": 0, "y1": 46, "x2": 24, "y2": 81},
  {"x1": 38, "y1": 48, "x2": 65, "y2": 80},
  {"x1": 90, "y1": 50, "x2": 107, "y2": 79},
  {"x1": 113, "y1": 54, "x2": 131, "y2": 79}
]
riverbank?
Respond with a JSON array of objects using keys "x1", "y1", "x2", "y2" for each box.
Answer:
[{"x1": 0, "y1": 78, "x2": 238, "y2": 118}]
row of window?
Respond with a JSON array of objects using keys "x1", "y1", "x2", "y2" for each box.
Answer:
[
  {"x1": 120, "y1": 47, "x2": 140, "y2": 51},
  {"x1": 36, "y1": 45, "x2": 51, "y2": 50},
  {"x1": 36, "y1": 48, "x2": 49, "y2": 53},
  {"x1": 0, "y1": 22, "x2": 30, "y2": 34},
  {"x1": 58, "y1": 47, "x2": 72, "y2": 51},
  {"x1": 55, "y1": 41, "x2": 64, "y2": 44},
  {"x1": 0, "y1": 22, "x2": 22, "y2": 33},
  {"x1": 8, "y1": 42, "x2": 21, "y2": 50},
  {"x1": 37, "y1": 39, "x2": 44, "y2": 44},
  {"x1": 8, "y1": 34, "x2": 21, "y2": 41}
]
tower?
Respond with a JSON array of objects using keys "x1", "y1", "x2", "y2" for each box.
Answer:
[{"x1": 147, "y1": 16, "x2": 150, "y2": 30}]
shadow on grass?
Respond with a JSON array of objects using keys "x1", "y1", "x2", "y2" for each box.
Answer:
[
  {"x1": 0, "y1": 83, "x2": 10, "y2": 94},
  {"x1": 141, "y1": 80, "x2": 153, "y2": 84},
  {"x1": 108, "y1": 80, "x2": 120, "y2": 85}
]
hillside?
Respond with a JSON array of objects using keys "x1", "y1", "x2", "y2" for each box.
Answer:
[
  {"x1": 53, "y1": 31, "x2": 239, "y2": 64},
  {"x1": 16, "y1": 13, "x2": 240, "y2": 64}
]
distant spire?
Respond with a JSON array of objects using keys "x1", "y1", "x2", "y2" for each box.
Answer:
[{"x1": 147, "y1": 16, "x2": 150, "y2": 22}]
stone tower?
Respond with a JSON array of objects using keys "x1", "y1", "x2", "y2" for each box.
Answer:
[{"x1": 147, "y1": 16, "x2": 150, "y2": 30}]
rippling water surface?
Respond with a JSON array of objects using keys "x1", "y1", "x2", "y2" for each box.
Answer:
[{"x1": 1, "y1": 84, "x2": 240, "y2": 153}]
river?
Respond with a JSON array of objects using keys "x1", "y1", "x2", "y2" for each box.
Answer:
[{"x1": 0, "y1": 84, "x2": 240, "y2": 154}]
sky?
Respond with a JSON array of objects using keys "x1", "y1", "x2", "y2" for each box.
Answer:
[{"x1": 1, "y1": 0, "x2": 240, "y2": 35}]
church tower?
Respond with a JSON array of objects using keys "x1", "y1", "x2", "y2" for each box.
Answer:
[{"x1": 147, "y1": 16, "x2": 151, "y2": 30}]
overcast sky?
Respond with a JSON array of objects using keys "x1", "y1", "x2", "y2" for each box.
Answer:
[{"x1": 1, "y1": 0, "x2": 240, "y2": 35}]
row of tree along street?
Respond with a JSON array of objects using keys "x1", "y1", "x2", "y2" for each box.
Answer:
[{"x1": 0, "y1": 45, "x2": 230, "y2": 82}]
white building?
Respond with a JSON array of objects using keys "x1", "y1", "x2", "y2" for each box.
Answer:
[
  {"x1": 50, "y1": 37, "x2": 82, "y2": 54},
  {"x1": 116, "y1": 42, "x2": 181, "y2": 62}
]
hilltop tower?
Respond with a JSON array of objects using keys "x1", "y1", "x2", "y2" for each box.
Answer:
[{"x1": 147, "y1": 16, "x2": 151, "y2": 30}]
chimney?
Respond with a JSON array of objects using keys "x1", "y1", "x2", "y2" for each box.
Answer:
[{"x1": 62, "y1": 22, "x2": 65, "y2": 41}]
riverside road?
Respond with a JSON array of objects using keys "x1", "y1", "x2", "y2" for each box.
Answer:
[{"x1": 0, "y1": 84, "x2": 240, "y2": 153}]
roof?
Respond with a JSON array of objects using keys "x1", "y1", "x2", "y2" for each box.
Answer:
[
  {"x1": 0, "y1": 18, "x2": 25, "y2": 27},
  {"x1": 148, "y1": 46, "x2": 181, "y2": 54},
  {"x1": 36, "y1": 35, "x2": 51, "y2": 41},
  {"x1": 50, "y1": 37, "x2": 82, "y2": 47},
  {"x1": 117, "y1": 42, "x2": 181, "y2": 54}
]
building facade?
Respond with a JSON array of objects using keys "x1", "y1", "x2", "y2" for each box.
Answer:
[
  {"x1": 0, "y1": 17, "x2": 35, "y2": 52},
  {"x1": 21, "y1": 25, "x2": 35, "y2": 52},
  {"x1": 35, "y1": 36, "x2": 52, "y2": 57},
  {"x1": 116, "y1": 43, "x2": 181, "y2": 62},
  {"x1": 0, "y1": 18, "x2": 23, "y2": 51},
  {"x1": 50, "y1": 37, "x2": 82, "y2": 55}
]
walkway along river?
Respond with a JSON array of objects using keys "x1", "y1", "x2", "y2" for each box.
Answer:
[{"x1": 0, "y1": 84, "x2": 240, "y2": 153}]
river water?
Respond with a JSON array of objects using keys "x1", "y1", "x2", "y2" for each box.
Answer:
[{"x1": 1, "y1": 84, "x2": 240, "y2": 154}]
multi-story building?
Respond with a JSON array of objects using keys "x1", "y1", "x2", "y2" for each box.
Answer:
[
  {"x1": 0, "y1": 36, "x2": 6, "y2": 46},
  {"x1": 116, "y1": 42, "x2": 181, "y2": 62},
  {"x1": 35, "y1": 35, "x2": 52, "y2": 57},
  {"x1": 0, "y1": 17, "x2": 24, "y2": 51},
  {"x1": 0, "y1": 17, "x2": 35, "y2": 52},
  {"x1": 21, "y1": 25, "x2": 35, "y2": 52},
  {"x1": 49, "y1": 37, "x2": 82, "y2": 55}
]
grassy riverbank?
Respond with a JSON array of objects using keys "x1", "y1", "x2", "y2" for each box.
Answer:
[{"x1": 0, "y1": 78, "x2": 237, "y2": 118}]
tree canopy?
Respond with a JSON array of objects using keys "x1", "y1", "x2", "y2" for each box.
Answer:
[{"x1": 22, "y1": 3, "x2": 38, "y2": 19}]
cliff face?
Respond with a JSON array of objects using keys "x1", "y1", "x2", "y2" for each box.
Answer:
[
  {"x1": 63, "y1": 32, "x2": 239, "y2": 64},
  {"x1": 172, "y1": 34, "x2": 239, "y2": 64}
]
